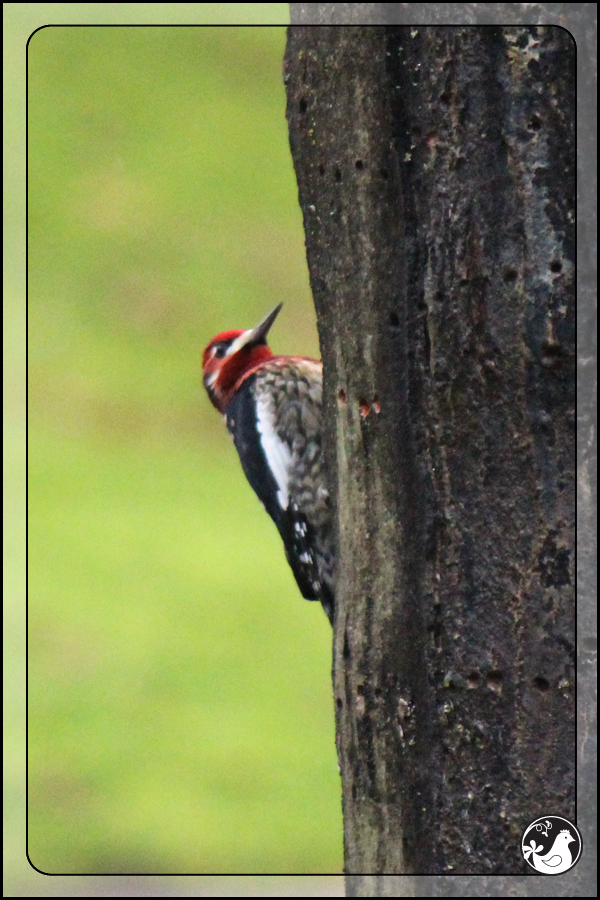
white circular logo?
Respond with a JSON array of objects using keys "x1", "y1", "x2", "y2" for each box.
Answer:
[{"x1": 521, "y1": 816, "x2": 582, "y2": 875}]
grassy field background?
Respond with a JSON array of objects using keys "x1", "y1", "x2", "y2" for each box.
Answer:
[{"x1": 25, "y1": 20, "x2": 342, "y2": 878}]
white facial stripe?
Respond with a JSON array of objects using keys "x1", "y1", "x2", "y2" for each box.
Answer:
[
  {"x1": 255, "y1": 394, "x2": 291, "y2": 510},
  {"x1": 226, "y1": 330, "x2": 253, "y2": 357}
]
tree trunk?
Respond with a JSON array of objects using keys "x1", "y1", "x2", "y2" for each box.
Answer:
[{"x1": 284, "y1": 24, "x2": 575, "y2": 879}]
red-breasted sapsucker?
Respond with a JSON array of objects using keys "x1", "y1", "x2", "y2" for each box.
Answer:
[{"x1": 202, "y1": 304, "x2": 334, "y2": 624}]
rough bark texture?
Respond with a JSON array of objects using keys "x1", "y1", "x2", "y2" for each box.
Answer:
[
  {"x1": 291, "y1": 1, "x2": 594, "y2": 27},
  {"x1": 285, "y1": 24, "x2": 575, "y2": 880}
]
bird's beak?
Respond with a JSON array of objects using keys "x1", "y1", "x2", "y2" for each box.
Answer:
[
  {"x1": 225, "y1": 303, "x2": 283, "y2": 358},
  {"x1": 247, "y1": 303, "x2": 283, "y2": 346}
]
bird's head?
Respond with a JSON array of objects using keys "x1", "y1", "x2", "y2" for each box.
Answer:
[
  {"x1": 558, "y1": 830, "x2": 575, "y2": 844},
  {"x1": 202, "y1": 303, "x2": 282, "y2": 412}
]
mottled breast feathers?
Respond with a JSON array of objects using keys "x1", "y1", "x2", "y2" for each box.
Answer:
[{"x1": 225, "y1": 357, "x2": 335, "y2": 621}]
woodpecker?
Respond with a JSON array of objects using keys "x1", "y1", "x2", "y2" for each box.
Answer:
[{"x1": 202, "y1": 304, "x2": 335, "y2": 624}]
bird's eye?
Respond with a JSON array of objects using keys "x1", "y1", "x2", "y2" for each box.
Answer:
[{"x1": 213, "y1": 344, "x2": 227, "y2": 359}]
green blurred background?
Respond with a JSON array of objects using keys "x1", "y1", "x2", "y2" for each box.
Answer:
[{"x1": 21, "y1": 10, "x2": 342, "y2": 881}]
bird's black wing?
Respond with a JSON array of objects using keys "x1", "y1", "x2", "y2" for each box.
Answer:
[{"x1": 225, "y1": 375, "x2": 283, "y2": 529}]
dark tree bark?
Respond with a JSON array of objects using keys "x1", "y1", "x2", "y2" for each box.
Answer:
[{"x1": 285, "y1": 24, "x2": 575, "y2": 881}]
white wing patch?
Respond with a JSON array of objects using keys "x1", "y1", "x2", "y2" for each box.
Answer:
[{"x1": 255, "y1": 393, "x2": 292, "y2": 510}]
